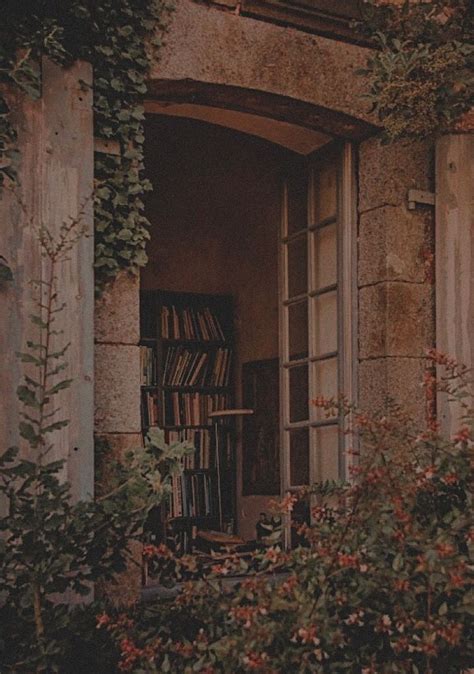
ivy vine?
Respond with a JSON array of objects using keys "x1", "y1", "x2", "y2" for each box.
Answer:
[{"x1": 0, "y1": 0, "x2": 171, "y2": 290}]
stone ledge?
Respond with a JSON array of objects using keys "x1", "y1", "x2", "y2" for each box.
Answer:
[
  {"x1": 359, "y1": 282, "x2": 434, "y2": 359},
  {"x1": 358, "y1": 205, "x2": 433, "y2": 286}
]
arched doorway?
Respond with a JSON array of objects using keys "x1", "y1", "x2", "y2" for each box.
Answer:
[{"x1": 140, "y1": 92, "x2": 359, "y2": 554}]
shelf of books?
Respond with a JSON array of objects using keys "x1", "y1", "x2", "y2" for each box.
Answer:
[{"x1": 140, "y1": 290, "x2": 235, "y2": 556}]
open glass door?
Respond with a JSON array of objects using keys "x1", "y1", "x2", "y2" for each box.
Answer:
[{"x1": 279, "y1": 143, "x2": 356, "y2": 544}]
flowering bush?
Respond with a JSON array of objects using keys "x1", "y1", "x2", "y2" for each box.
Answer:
[{"x1": 98, "y1": 353, "x2": 473, "y2": 673}]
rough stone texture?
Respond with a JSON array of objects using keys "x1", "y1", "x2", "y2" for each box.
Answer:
[
  {"x1": 359, "y1": 137, "x2": 434, "y2": 212},
  {"x1": 95, "y1": 271, "x2": 140, "y2": 345},
  {"x1": 95, "y1": 344, "x2": 141, "y2": 434},
  {"x1": 150, "y1": 0, "x2": 374, "y2": 126},
  {"x1": 96, "y1": 432, "x2": 143, "y2": 458},
  {"x1": 358, "y1": 357, "x2": 428, "y2": 427},
  {"x1": 358, "y1": 206, "x2": 432, "y2": 286},
  {"x1": 359, "y1": 282, "x2": 433, "y2": 359}
]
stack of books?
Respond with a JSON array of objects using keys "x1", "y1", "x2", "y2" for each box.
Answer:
[
  {"x1": 142, "y1": 390, "x2": 159, "y2": 427},
  {"x1": 140, "y1": 346, "x2": 156, "y2": 386},
  {"x1": 163, "y1": 346, "x2": 232, "y2": 387},
  {"x1": 165, "y1": 429, "x2": 213, "y2": 469},
  {"x1": 163, "y1": 392, "x2": 229, "y2": 427},
  {"x1": 168, "y1": 472, "x2": 214, "y2": 519},
  {"x1": 162, "y1": 305, "x2": 225, "y2": 341}
]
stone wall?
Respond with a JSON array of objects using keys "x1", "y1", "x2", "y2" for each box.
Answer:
[
  {"x1": 94, "y1": 271, "x2": 142, "y2": 603},
  {"x1": 357, "y1": 138, "x2": 436, "y2": 424},
  {"x1": 94, "y1": 271, "x2": 142, "y2": 453}
]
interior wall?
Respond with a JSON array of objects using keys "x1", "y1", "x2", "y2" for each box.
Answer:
[{"x1": 142, "y1": 115, "x2": 293, "y2": 540}]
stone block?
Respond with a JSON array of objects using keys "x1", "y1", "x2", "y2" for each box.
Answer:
[
  {"x1": 95, "y1": 271, "x2": 140, "y2": 345},
  {"x1": 359, "y1": 137, "x2": 434, "y2": 212},
  {"x1": 358, "y1": 357, "x2": 427, "y2": 427},
  {"x1": 359, "y1": 205, "x2": 433, "y2": 286},
  {"x1": 95, "y1": 344, "x2": 141, "y2": 434},
  {"x1": 151, "y1": 0, "x2": 373, "y2": 127},
  {"x1": 359, "y1": 282, "x2": 434, "y2": 359}
]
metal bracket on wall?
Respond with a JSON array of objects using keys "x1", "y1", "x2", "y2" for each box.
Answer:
[{"x1": 407, "y1": 189, "x2": 435, "y2": 210}]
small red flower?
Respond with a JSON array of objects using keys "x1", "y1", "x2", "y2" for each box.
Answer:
[{"x1": 453, "y1": 427, "x2": 470, "y2": 444}]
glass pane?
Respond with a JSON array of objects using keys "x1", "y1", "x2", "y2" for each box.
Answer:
[
  {"x1": 313, "y1": 425, "x2": 339, "y2": 482},
  {"x1": 287, "y1": 236, "x2": 307, "y2": 299},
  {"x1": 287, "y1": 168, "x2": 307, "y2": 235},
  {"x1": 312, "y1": 357, "x2": 338, "y2": 420},
  {"x1": 289, "y1": 428, "x2": 309, "y2": 485},
  {"x1": 289, "y1": 365, "x2": 309, "y2": 422},
  {"x1": 315, "y1": 161, "x2": 337, "y2": 223},
  {"x1": 288, "y1": 301, "x2": 308, "y2": 361},
  {"x1": 313, "y1": 223, "x2": 337, "y2": 291},
  {"x1": 312, "y1": 291, "x2": 337, "y2": 356}
]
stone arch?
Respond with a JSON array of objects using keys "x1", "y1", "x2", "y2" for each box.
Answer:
[{"x1": 148, "y1": 0, "x2": 377, "y2": 141}]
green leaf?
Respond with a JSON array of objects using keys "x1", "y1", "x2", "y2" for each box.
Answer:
[
  {"x1": 0, "y1": 258, "x2": 13, "y2": 281},
  {"x1": 438, "y1": 601, "x2": 448, "y2": 616},
  {"x1": 17, "y1": 385, "x2": 39, "y2": 408},
  {"x1": 392, "y1": 553, "x2": 404, "y2": 571},
  {"x1": 30, "y1": 314, "x2": 48, "y2": 328},
  {"x1": 46, "y1": 379, "x2": 73, "y2": 395},
  {"x1": 16, "y1": 352, "x2": 43, "y2": 365},
  {"x1": 43, "y1": 419, "x2": 69, "y2": 434},
  {"x1": 19, "y1": 421, "x2": 38, "y2": 444}
]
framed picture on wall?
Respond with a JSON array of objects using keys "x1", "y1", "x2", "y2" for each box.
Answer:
[{"x1": 242, "y1": 358, "x2": 280, "y2": 495}]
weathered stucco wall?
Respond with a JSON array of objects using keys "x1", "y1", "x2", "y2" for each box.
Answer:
[{"x1": 0, "y1": 59, "x2": 94, "y2": 501}]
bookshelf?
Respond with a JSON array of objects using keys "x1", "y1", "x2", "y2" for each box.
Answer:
[{"x1": 140, "y1": 290, "x2": 235, "y2": 554}]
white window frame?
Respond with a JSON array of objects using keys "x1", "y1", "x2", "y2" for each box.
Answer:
[{"x1": 279, "y1": 142, "x2": 357, "y2": 504}]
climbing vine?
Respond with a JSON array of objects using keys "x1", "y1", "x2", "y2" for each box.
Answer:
[
  {"x1": 0, "y1": 0, "x2": 171, "y2": 289},
  {"x1": 358, "y1": 0, "x2": 473, "y2": 141}
]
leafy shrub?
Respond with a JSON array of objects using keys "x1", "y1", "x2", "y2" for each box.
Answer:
[
  {"x1": 0, "y1": 221, "x2": 191, "y2": 672},
  {"x1": 98, "y1": 353, "x2": 473, "y2": 673},
  {"x1": 359, "y1": 0, "x2": 473, "y2": 140}
]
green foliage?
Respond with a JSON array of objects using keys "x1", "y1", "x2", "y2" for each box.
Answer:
[
  {"x1": 99, "y1": 357, "x2": 473, "y2": 673},
  {"x1": 0, "y1": 0, "x2": 171, "y2": 290},
  {"x1": 0, "y1": 255, "x2": 13, "y2": 282},
  {"x1": 358, "y1": 0, "x2": 473, "y2": 141},
  {"x1": 0, "y1": 223, "x2": 191, "y2": 672}
]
